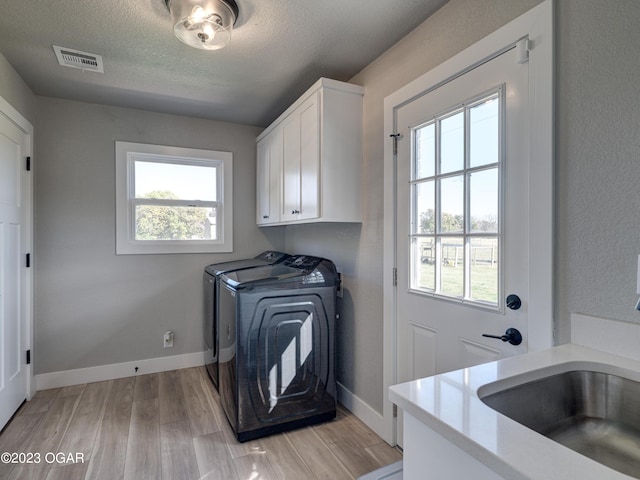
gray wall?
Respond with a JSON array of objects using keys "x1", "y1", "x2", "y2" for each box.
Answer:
[
  {"x1": 285, "y1": 0, "x2": 640, "y2": 414},
  {"x1": 0, "y1": 53, "x2": 36, "y2": 125},
  {"x1": 34, "y1": 97, "x2": 285, "y2": 374},
  {"x1": 555, "y1": 0, "x2": 640, "y2": 342}
]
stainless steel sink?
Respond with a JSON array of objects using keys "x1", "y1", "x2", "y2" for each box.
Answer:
[{"x1": 480, "y1": 370, "x2": 640, "y2": 478}]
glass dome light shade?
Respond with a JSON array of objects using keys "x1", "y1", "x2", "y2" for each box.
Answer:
[{"x1": 165, "y1": 0, "x2": 238, "y2": 50}]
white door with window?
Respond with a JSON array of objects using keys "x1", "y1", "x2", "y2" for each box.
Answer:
[
  {"x1": 382, "y1": 0, "x2": 552, "y2": 448},
  {"x1": 395, "y1": 46, "x2": 531, "y2": 444},
  {"x1": 0, "y1": 104, "x2": 32, "y2": 430}
]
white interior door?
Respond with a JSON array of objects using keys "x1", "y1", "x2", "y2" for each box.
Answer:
[
  {"x1": 0, "y1": 110, "x2": 30, "y2": 429},
  {"x1": 395, "y1": 46, "x2": 530, "y2": 444}
]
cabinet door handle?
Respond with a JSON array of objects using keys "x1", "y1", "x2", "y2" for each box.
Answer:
[{"x1": 263, "y1": 215, "x2": 269, "y2": 219}]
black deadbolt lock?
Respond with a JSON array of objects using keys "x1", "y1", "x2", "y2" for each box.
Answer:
[{"x1": 506, "y1": 294, "x2": 522, "y2": 310}]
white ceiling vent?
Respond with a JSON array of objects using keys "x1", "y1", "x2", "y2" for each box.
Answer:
[{"x1": 53, "y1": 46, "x2": 104, "y2": 73}]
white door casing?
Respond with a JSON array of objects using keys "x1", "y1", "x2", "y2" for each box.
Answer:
[
  {"x1": 0, "y1": 96, "x2": 33, "y2": 430},
  {"x1": 381, "y1": 0, "x2": 553, "y2": 446}
]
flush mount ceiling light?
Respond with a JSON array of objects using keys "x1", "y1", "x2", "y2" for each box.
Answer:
[{"x1": 164, "y1": 0, "x2": 239, "y2": 50}]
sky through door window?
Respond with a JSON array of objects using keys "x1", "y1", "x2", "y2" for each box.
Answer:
[
  {"x1": 409, "y1": 90, "x2": 502, "y2": 307},
  {"x1": 115, "y1": 142, "x2": 233, "y2": 254}
]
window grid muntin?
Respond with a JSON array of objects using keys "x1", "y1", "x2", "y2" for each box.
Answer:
[{"x1": 409, "y1": 88, "x2": 503, "y2": 308}]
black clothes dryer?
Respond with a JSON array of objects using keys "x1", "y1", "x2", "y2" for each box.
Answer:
[
  {"x1": 203, "y1": 251, "x2": 289, "y2": 390},
  {"x1": 218, "y1": 255, "x2": 339, "y2": 442}
]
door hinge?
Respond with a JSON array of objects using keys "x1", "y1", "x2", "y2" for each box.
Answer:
[
  {"x1": 393, "y1": 267, "x2": 398, "y2": 286},
  {"x1": 26, "y1": 156, "x2": 31, "y2": 171},
  {"x1": 390, "y1": 133, "x2": 402, "y2": 155},
  {"x1": 26, "y1": 350, "x2": 31, "y2": 365},
  {"x1": 26, "y1": 253, "x2": 31, "y2": 268}
]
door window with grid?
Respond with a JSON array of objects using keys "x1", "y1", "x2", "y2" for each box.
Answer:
[{"x1": 409, "y1": 89, "x2": 502, "y2": 307}]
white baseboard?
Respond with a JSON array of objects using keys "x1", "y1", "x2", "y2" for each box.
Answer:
[
  {"x1": 35, "y1": 351, "x2": 206, "y2": 390},
  {"x1": 337, "y1": 381, "x2": 387, "y2": 442}
]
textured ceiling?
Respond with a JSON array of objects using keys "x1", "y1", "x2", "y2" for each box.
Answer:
[{"x1": 0, "y1": 0, "x2": 448, "y2": 127}]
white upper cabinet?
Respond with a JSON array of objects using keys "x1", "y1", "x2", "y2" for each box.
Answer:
[
  {"x1": 256, "y1": 78, "x2": 363, "y2": 226},
  {"x1": 256, "y1": 128, "x2": 282, "y2": 225}
]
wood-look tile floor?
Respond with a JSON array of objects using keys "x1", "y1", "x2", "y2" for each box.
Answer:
[{"x1": 0, "y1": 366, "x2": 402, "y2": 480}]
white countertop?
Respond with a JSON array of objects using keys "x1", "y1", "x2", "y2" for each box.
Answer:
[{"x1": 389, "y1": 344, "x2": 640, "y2": 480}]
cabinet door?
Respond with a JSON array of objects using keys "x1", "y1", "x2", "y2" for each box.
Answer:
[
  {"x1": 268, "y1": 129, "x2": 283, "y2": 223},
  {"x1": 281, "y1": 93, "x2": 319, "y2": 222},
  {"x1": 256, "y1": 138, "x2": 270, "y2": 224},
  {"x1": 299, "y1": 94, "x2": 319, "y2": 220},
  {"x1": 257, "y1": 129, "x2": 283, "y2": 225},
  {"x1": 281, "y1": 111, "x2": 301, "y2": 222}
]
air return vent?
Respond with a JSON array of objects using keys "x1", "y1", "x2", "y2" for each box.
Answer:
[{"x1": 53, "y1": 46, "x2": 104, "y2": 73}]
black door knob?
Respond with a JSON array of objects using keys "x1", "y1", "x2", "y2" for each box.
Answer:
[
  {"x1": 506, "y1": 294, "x2": 522, "y2": 310},
  {"x1": 482, "y1": 328, "x2": 523, "y2": 346}
]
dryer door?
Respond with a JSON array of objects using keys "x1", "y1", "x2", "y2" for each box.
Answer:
[{"x1": 238, "y1": 289, "x2": 336, "y2": 435}]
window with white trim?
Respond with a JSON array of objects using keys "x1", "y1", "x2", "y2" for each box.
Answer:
[
  {"x1": 409, "y1": 89, "x2": 502, "y2": 307},
  {"x1": 115, "y1": 142, "x2": 233, "y2": 254}
]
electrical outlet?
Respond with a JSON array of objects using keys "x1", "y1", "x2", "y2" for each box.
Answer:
[{"x1": 163, "y1": 330, "x2": 174, "y2": 348}]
